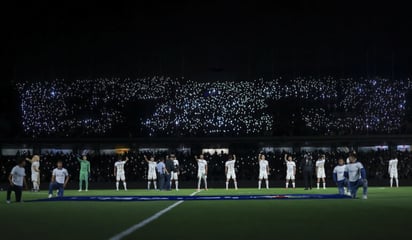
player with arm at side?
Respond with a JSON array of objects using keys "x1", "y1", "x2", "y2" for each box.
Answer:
[
  {"x1": 6, "y1": 159, "x2": 28, "y2": 204},
  {"x1": 344, "y1": 153, "x2": 368, "y2": 199},
  {"x1": 388, "y1": 156, "x2": 399, "y2": 188},
  {"x1": 284, "y1": 154, "x2": 296, "y2": 189},
  {"x1": 114, "y1": 156, "x2": 129, "y2": 191},
  {"x1": 77, "y1": 155, "x2": 90, "y2": 192},
  {"x1": 316, "y1": 154, "x2": 326, "y2": 189},
  {"x1": 170, "y1": 154, "x2": 180, "y2": 191},
  {"x1": 26, "y1": 155, "x2": 40, "y2": 192},
  {"x1": 225, "y1": 154, "x2": 238, "y2": 190},
  {"x1": 333, "y1": 158, "x2": 346, "y2": 195},
  {"x1": 48, "y1": 160, "x2": 69, "y2": 198},
  {"x1": 195, "y1": 154, "x2": 208, "y2": 191},
  {"x1": 258, "y1": 153, "x2": 270, "y2": 190},
  {"x1": 144, "y1": 155, "x2": 158, "y2": 190}
]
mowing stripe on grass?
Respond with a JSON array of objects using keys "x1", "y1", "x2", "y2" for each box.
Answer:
[{"x1": 108, "y1": 190, "x2": 201, "y2": 240}]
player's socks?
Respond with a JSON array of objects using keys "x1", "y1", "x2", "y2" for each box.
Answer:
[
  {"x1": 79, "y1": 181, "x2": 83, "y2": 191},
  {"x1": 226, "y1": 181, "x2": 229, "y2": 190},
  {"x1": 286, "y1": 182, "x2": 288, "y2": 188},
  {"x1": 395, "y1": 178, "x2": 399, "y2": 187},
  {"x1": 197, "y1": 178, "x2": 201, "y2": 190},
  {"x1": 123, "y1": 182, "x2": 127, "y2": 190},
  {"x1": 175, "y1": 181, "x2": 179, "y2": 190},
  {"x1": 234, "y1": 181, "x2": 238, "y2": 190},
  {"x1": 204, "y1": 179, "x2": 208, "y2": 190},
  {"x1": 116, "y1": 182, "x2": 119, "y2": 191},
  {"x1": 266, "y1": 180, "x2": 269, "y2": 189},
  {"x1": 258, "y1": 180, "x2": 262, "y2": 189},
  {"x1": 317, "y1": 183, "x2": 320, "y2": 189},
  {"x1": 292, "y1": 182, "x2": 295, "y2": 188},
  {"x1": 154, "y1": 181, "x2": 157, "y2": 190},
  {"x1": 85, "y1": 181, "x2": 89, "y2": 191},
  {"x1": 147, "y1": 181, "x2": 151, "y2": 190},
  {"x1": 390, "y1": 179, "x2": 393, "y2": 187},
  {"x1": 323, "y1": 182, "x2": 326, "y2": 189}
]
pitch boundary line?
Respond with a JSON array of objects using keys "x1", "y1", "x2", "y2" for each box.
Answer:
[{"x1": 108, "y1": 190, "x2": 201, "y2": 240}]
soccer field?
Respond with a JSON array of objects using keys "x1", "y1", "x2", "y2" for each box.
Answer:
[{"x1": 0, "y1": 187, "x2": 410, "y2": 240}]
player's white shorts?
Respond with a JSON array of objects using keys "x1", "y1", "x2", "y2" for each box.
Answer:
[
  {"x1": 171, "y1": 171, "x2": 178, "y2": 180},
  {"x1": 286, "y1": 172, "x2": 295, "y2": 180},
  {"x1": 226, "y1": 171, "x2": 236, "y2": 179},
  {"x1": 317, "y1": 170, "x2": 326, "y2": 179},
  {"x1": 116, "y1": 173, "x2": 125, "y2": 181},
  {"x1": 31, "y1": 173, "x2": 40, "y2": 182},
  {"x1": 148, "y1": 171, "x2": 157, "y2": 180},
  {"x1": 259, "y1": 171, "x2": 268, "y2": 179},
  {"x1": 390, "y1": 171, "x2": 398, "y2": 179},
  {"x1": 198, "y1": 171, "x2": 207, "y2": 179}
]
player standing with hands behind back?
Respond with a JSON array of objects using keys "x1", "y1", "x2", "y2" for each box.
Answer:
[
  {"x1": 77, "y1": 155, "x2": 90, "y2": 192},
  {"x1": 225, "y1": 154, "x2": 238, "y2": 190},
  {"x1": 388, "y1": 156, "x2": 399, "y2": 188},
  {"x1": 195, "y1": 155, "x2": 208, "y2": 191},
  {"x1": 258, "y1": 153, "x2": 270, "y2": 190}
]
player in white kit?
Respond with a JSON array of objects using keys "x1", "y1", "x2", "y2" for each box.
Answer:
[
  {"x1": 195, "y1": 155, "x2": 208, "y2": 191},
  {"x1": 225, "y1": 154, "x2": 238, "y2": 190},
  {"x1": 316, "y1": 154, "x2": 326, "y2": 189},
  {"x1": 26, "y1": 155, "x2": 40, "y2": 192},
  {"x1": 388, "y1": 156, "x2": 399, "y2": 188},
  {"x1": 284, "y1": 154, "x2": 296, "y2": 189},
  {"x1": 258, "y1": 153, "x2": 270, "y2": 190},
  {"x1": 144, "y1": 155, "x2": 157, "y2": 190},
  {"x1": 114, "y1": 156, "x2": 129, "y2": 191},
  {"x1": 48, "y1": 160, "x2": 69, "y2": 198},
  {"x1": 170, "y1": 154, "x2": 180, "y2": 191},
  {"x1": 333, "y1": 158, "x2": 346, "y2": 195},
  {"x1": 345, "y1": 153, "x2": 368, "y2": 199}
]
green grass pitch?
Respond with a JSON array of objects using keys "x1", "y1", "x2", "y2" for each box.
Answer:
[{"x1": 0, "y1": 187, "x2": 410, "y2": 239}]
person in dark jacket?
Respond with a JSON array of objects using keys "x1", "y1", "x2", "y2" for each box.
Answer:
[
  {"x1": 301, "y1": 154, "x2": 314, "y2": 190},
  {"x1": 164, "y1": 155, "x2": 174, "y2": 191}
]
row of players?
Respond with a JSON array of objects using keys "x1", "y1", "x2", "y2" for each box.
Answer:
[{"x1": 5, "y1": 152, "x2": 400, "y2": 203}]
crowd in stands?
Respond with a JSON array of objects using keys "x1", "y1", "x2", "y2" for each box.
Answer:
[
  {"x1": 1, "y1": 149, "x2": 411, "y2": 185},
  {"x1": 16, "y1": 76, "x2": 412, "y2": 137}
]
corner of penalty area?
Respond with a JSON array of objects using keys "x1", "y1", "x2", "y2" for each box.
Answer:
[{"x1": 27, "y1": 194, "x2": 351, "y2": 202}]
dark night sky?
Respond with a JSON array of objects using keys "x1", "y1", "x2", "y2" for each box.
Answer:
[
  {"x1": 2, "y1": 1, "x2": 412, "y2": 82},
  {"x1": 1, "y1": 1, "x2": 412, "y2": 130}
]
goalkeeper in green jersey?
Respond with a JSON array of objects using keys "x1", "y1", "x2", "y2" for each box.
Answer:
[{"x1": 77, "y1": 155, "x2": 91, "y2": 192}]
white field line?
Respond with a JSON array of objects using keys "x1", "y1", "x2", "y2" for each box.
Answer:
[{"x1": 109, "y1": 190, "x2": 201, "y2": 240}]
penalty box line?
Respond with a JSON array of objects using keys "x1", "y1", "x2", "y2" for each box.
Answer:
[{"x1": 109, "y1": 190, "x2": 202, "y2": 240}]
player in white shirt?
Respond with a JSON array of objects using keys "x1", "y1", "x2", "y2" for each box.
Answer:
[
  {"x1": 284, "y1": 154, "x2": 296, "y2": 189},
  {"x1": 388, "y1": 157, "x2": 399, "y2": 188},
  {"x1": 114, "y1": 156, "x2": 129, "y2": 191},
  {"x1": 6, "y1": 159, "x2": 28, "y2": 203},
  {"x1": 345, "y1": 153, "x2": 368, "y2": 199},
  {"x1": 26, "y1": 155, "x2": 41, "y2": 192},
  {"x1": 225, "y1": 154, "x2": 238, "y2": 190},
  {"x1": 316, "y1": 154, "x2": 326, "y2": 189},
  {"x1": 48, "y1": 160, "x2": 70, "y2": 198},
  {"x1": 195, "y1": 155, "x2": 208, "y2": 191},
  {"x1": 333, "y1": 158, "x2": 346, "y2": 195},
  {"x1": 170, "y1": 154, "x2": 180, "y2": 191},
  {"x1": 144, "y1": 155, "x2": 158, "y2": 190},
  {"x1": 258, "y1": 153, "x2": 270, "y2": 190}
]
